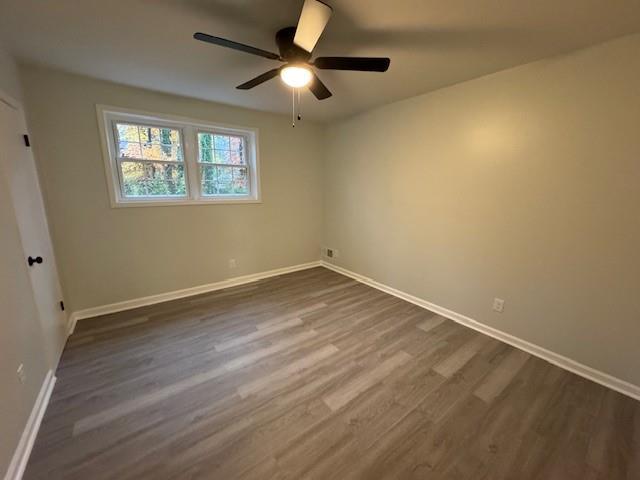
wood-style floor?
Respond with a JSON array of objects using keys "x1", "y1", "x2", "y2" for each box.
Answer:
[{"x1": 25, "y1": 267, "x2": 639, "y2": 479}]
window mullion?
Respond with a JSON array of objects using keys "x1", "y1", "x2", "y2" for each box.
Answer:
[{"x1": 183, "y1": 125, "x2": 200, "y2": 200}]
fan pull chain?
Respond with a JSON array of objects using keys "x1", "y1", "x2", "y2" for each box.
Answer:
[
  {"x1": 291, "y1": 88, "x2": 304, "y2": 128},
  {"x1": 292, "y1": 88, "x2": 296, "y2": 127}
]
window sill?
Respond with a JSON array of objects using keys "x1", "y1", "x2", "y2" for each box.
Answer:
[{"x1": 110, "y1": 197, "x2": 262, "y2": 208}]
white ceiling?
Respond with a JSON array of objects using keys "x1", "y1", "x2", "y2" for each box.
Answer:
[{"x1": 1, "y1": 0, "x2": 639, "y2": 122}]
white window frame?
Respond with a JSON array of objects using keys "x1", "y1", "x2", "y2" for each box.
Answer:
[{"x1": 97, "y1": 105, "x2": 261, "y2": 207}]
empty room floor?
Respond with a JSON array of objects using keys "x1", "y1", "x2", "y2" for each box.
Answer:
[{"x1": 25, "y1": 267, "x2": 639, "y2": 479}]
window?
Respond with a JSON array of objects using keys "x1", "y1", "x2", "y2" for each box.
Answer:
[
  {"x1": 98, "y1": 106, "x2": 260, "y2": 206},
  {"x1": 198, "y1": 132, "x2": 249, "y2": 196},
  {"x1": 115, "y1": 123, "x2": 186, "y2": 198}
]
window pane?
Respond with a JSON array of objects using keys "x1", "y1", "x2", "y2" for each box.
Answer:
[
  {"x1": 119, "y1": 141, "x2": 142, "y2": 159},
  {"x1": 201, "y1": 165, "x2": 249, "y2": 195},
  {"x1": 200, "y1": 164, "x2": 219, "y2": 195},
  {"x1": 198, "y1": 132, "x2": 213, "y2": 149},
  {"x1": 120, "y1": 161, "x2": 186, "y2": 197},
  {"x1": 232, "y1": 166, "x2": 249, "y2": 194},
  {"x1": 230, "y1": 151, "x2": 244, "y2": 165},
  {"x1": 230, "y1": 136, "x2": 243, "y2": 151},
  {"x1": 141, "y1": 143, "x2": 183, "y2": 162},
  {"x1": 199, "y1": 148, "x2": 214, "y2": 163},
  {"x1": 138, "y1": 126, "x2": 158, "y2": 144},
  {"x1": 116, "y1": 123, "x2": 182, "y2": 162},
  {"x1": 213, "y1": 135, "x2": 230, "y2": 150},
  {"x1": 198, "y1": 132, "x2": 246, "y2": 166},
  {"x1": 214, "y1": 150, "x2": 231, "y2": 164},
  {"x1": 117, "y1": 124, "x2": 140, "y2": 142}
]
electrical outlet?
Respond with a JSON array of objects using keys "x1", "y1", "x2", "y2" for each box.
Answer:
[
  {"x1": 228, "y1": 258, "x2": 237, "y2": 269},
  {"x1": 17, "y1": 364, "x2": 26, "y2": 384},
  {"x1": 492, "y1": 298, "x2": 505, "y2": 313},
  {"x1": 325, "y1": 247, "x2": 339, "y2": 259}
]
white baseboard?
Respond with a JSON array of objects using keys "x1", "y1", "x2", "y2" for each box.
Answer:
[
  {"x1": 321, "y1": 261, "x2": 640, "y2": 402},
  {"x1": 68, "y1": 261, "x2": 322, "y2": 333},
  {"x1": 4, "y1": 370, "x2": 56, "y2": 480},
  {"x1": 65, "y1": 257, "x2": 639, "y2": 401}
]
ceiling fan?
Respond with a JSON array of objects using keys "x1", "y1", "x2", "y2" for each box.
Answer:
[{"x1": 193, "y1": 0, "x2": 390, "y2": 101}]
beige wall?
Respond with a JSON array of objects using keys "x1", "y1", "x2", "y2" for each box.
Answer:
[
  {"x1": 20, "y1": 66, "x2": 325, "y2": 312},
  {"x1": 324, "y1": 34, "x2": 640, "y2": 386},
  {"x1": 0, "y1": 43, "x2": 22, "y2": 101},
  {"x1": 0, "y1": 44, "x2": 50, "y2": 477}
]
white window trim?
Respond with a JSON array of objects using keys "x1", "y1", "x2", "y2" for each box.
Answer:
[{"x1": 97, "y1": 105, "x2": 261, "y2": 207}]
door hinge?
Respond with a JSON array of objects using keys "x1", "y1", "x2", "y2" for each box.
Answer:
[
  {"x1": 23, "y1": 134, "x2": 31, "y2": 147},
  {"x1": 59, "y1": 300, "x2": 65, "y2": 311}
]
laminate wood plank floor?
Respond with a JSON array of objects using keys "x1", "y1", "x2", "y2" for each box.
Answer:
[{"x1": 24, "y1": 267, "x2": 640, "y2": 479}]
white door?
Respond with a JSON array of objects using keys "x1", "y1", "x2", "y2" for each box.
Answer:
[{"x1": 0, "y1": 94, "x2": 67, "y2": 365}]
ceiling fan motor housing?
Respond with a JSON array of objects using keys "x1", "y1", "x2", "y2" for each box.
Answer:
[{"x1": 276, "y1": 27, "x2": 312, "y2": 63}]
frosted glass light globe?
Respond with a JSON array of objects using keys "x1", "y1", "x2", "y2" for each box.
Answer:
[{"x1": 280, "y1": 66, "x2": 312, "y2": 88}]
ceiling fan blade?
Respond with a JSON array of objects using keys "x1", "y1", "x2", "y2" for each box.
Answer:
[
  {"x1": 314, "y1": 57, "x2": 390, "y2": 72},
  {"x1": 236, "y1": 68, "x2": 281, "y2": 90},
  {"x1": 194, "y1": 32, "x2": 281, "y2": 60},
  {"x1": 308, "y1": 72, "x2": 332, "y2": 100},
  {"x1": 293, "y1": 0, "x2": 333, "y2": 53}
]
